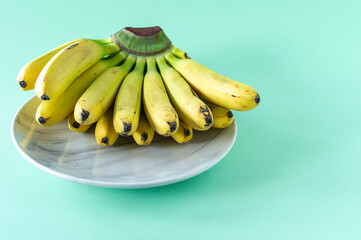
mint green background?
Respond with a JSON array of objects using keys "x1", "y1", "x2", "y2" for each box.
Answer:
[{"x1": 1, "y1": 0, "x2": 360, "y2": 239}]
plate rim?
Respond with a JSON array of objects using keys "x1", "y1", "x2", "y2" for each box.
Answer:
[{"x1": 11, "y1": 96, "x2": 237, "y2": 189}]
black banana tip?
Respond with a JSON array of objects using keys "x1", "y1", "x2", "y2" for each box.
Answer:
[
  {"x1": 101, "y1": 137, "x2": 109, "y2": 144},
  {"x1": 141, "y1": 133, "x2": 148, "y2": 141},
  {"x1": 41, "y1": 94, "x2": 49, "y2": 101},
  {"x1": 123, "y1": 123, "x2": 132, "y2": 133},
  {"x1": 72, "y1": 122, "x2": 80, "y2": 129},
  {"x1": 19, "y1": 80, "x2": 27, "y2": 88},
  {"x1": 81, "y1": 110, "x2": 90, "y2": 121},
  {"x1": 168, "y1": 122, "x2": 177, "y2": 132},
  {"x1": 254, "y1": 94, "x2": 260, "y2": 104},
  {"x1": 38, "y1": 117, "x2": 47, "y2": 124},
  {"x1": 205, "y1": 116, "x2": 213, "y2": 125},
  {"x1": 227, "y1": 111, "x2": 233, "y2": 118},
  {"x1": 184, "y1": 129, "x2": 191, "y2": 137}
]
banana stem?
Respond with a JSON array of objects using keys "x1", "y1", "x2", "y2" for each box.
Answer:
[
  {"x1": 155, "y1": 56, "x2": 169, "y2": 73},
  {"x1": 104, "y1": 51, "x2": 128, "y2": 66},
  {"x1": 95, "y1": 37, "x2": 113, "y2": 45},
  {"x1": 122, "y1": 55, "x2": 137, "y2": 70},
  {"x1": 102, "y1": 42, "x2": 121, "y2": 55},
  {"x1": 164, "y1": 51, "x2": 179, "y2": 66},
  {"x1": 134, "y1": 57, "x2": 146, "y2": 73},
  {"x1": 170, "y1": 45, "x2": 189, "y2": 59},
  {"x1": 146, "y1": 57, "x2": 156, "y2": 72}
]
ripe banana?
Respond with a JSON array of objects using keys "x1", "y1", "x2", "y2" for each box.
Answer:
[
  {"x1": 17, "y1": 38, "x2": 83, "y2": 91},
  {"x1": 132, "y1": 112, "x2": 155, "y2": 146},
  {"x1": 113, "y1": 57, "x2": 146, "y2": 136},
  {"x1": 74, "y1": 55, "x2": 136, "y2": 125},
  {"x1": 204, "y1": 100, "x2": 234, "y2": 128},
  {"x1": 171, "y1": 120, "x2": 193, "y2": 144},
  {"x1": 35, "y1": 39, "x2": 120, "y2": 100},
  {"x1": 95, "y1": 107, "x2": 119, "y2": 146},
  {"x1": 68, "y1": 113, "x2": 93, "y2": 133},
  {"x1": 143, "y1": 57, "x2": 179, "y2": 136},
  {"x1": 156, "y1": 55, "x2": 213, "y2": 131},
  {"x1": 165, "y1": 52, "x2": 260, "y2": 111},
  {"x1": 18, "y1": 26, "x2": 261, "y2": 147},
  {"x1": 35, "y1": 52, "x2": 127, "y2": 126}
]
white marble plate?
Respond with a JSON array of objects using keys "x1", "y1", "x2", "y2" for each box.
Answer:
[{"x1": 11, "y1": 96, "x2": 237, "y2": 188}]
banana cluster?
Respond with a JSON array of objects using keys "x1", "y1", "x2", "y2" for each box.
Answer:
[{"x1": 17, "y1": 27, "x2": 260, "y2": 146}]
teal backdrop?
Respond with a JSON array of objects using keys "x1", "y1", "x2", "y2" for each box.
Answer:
[{"x1": 1, "y1": 0, "x2": 360, "y2": 239}]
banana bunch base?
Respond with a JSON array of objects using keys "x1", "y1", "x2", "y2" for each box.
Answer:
[{"x1": 17, "y1": 26, "x2": 260, "y2": 146}]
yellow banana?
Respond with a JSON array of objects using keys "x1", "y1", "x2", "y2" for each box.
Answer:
[
  {"x1": 165, "y1": 52, "x2": 260, "y2": 111},
  {"x1": 132, "y1": 112, "x2": 155, "y2": 146},
  {"x1": 35, "y1": 39, "x2": 120, "y2": 100},
  {"x1": 171, "y1": 120, "x2": 193, "y2": 144},
  {"x1": 143, "y1": 57, "x2": 179, "y2": 136},
  {"x1": 156, "y1": 55, "x2": 213, "y2": 131},
  {"x1": 74, "y1": 55, "x2": 136, "y2": 125},
  {"x1": 95, "y1": 107, "x2": 119, "y2": 146},
  {"x1": 35, "y1": 52, "x2": 127, "y2": 126},
  {"x1": 68, "y1": 112, "x2": 93, "y2": 133},
  {"x1": 17, "y1": 38, "x2": 83, "y2": 91},
  {"x1": 113, "y1": 57, "x2": 146, "y2": 136},
  {"x1": 204, "y1": 100, "x2": 234, "y2": 128}
]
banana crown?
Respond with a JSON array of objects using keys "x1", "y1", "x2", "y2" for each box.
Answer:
[{"x1": 113, "y1": 26, "x2": 171, "y2": 56}]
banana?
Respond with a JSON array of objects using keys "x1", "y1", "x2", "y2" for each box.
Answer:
[
  {"x1": 164, "y1": 52, "x2": 260, "y2": 111},
  {"x1": 95, "y1": 107, "x2": 119, "y2": 146},
  {"x1": 68, "y1": 112, "x2": 93, "y2": 133},
  {"x1": 204, "y1": 100, "x2": 234, "y2": 128},
  {"x1": 35, "y1": 52, "x2": 127, "y2": 126},
  {"x1": 74, "y1": 55, "x2": 136, "y2": 125},
  {"x1": 35, "y1": 39, "x2": 120, "y2": 100},
  {"x1": 113, "y1": 57, "x2": 146, "y2": 136},
  {"x1": 17, "y1": 38, "x2": 83, "y2": 91},
  {"x1": 143, "y1": 57, "x2": 179, "y2": 136},
  {"x1": 171, "y1": 120, "x2": 193, "y2": 144},
  {"x1": 132, "y1": 112, "x2": 155, "y2": 146},
  {"x1": 156, "y1": 55, "x2": 213, "y2": 131}
]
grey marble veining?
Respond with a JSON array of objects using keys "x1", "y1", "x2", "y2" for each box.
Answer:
[{"x1": 12, "y1": 96, "x2": 237, "y2": 188}]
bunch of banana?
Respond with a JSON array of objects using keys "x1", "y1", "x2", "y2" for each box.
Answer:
[{"x1": 17, "y1": 26, "x2": 260, "y2": 146}]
